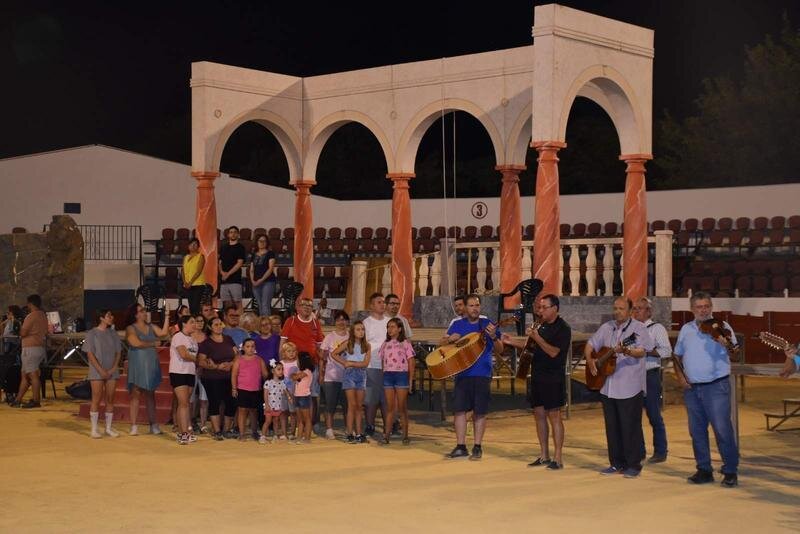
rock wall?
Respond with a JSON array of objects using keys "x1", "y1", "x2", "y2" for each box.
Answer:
[{"x1": 0, "y1": 215, "x2": 84, "y2": 320}]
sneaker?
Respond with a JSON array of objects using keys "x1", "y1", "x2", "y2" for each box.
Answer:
[
  {"x1": 277, "y1": 435, "x2": 287, "y2": 441},
  {"x1": 177, "y1": 433, "x2": 189, "y2": 445},
  {"x1": 357, "y1": 434, "x2": 368, "y2": 444},
  {"x1": 687, "y1": 469, "x2": 714, "y2": 484},
  {"x1": 599, "y1": 466, "x2": 622, "y2": 475},
  {"x1": 150, "y1": 424, "x2": 162, "y2": 435},
  {"x1": 346, "y1": 434, "x2": 356, "y2": 444},
  {"x1": 213, "y1": 432, "x2": 224, "y2": 441},
  {"x1": 223, "y1": 430, "x2": 238, "y2": 439},
  {"x1": 20, "y1": 400, "x2": 41, "y2": 409},
  {"x1": 547, "y1": 461, "x2": 564, "y2": 470},
  {"x1": 364, "y1": 425, "x2": 375, "y2": 437},
  {"x1": 186, "y1": 433, "x2": 197, "y2": 443},
  {"x1": 721, "y1": 473, "x2": 738, "y2": 488},
  {"x1": 446, "y1": 446, "x2": 469, "y2": 459},
  {"x1": 469, "y1": 445, "x2": 483, "y2": 461},
  {"x1": 647, "y1": 453, "x2": 667, "y2": 464},
  {"x1": 90, "y1": 430, "x2": 102, "y2": 439},
  {"x1": 297, "y1": 437, "x2": 310, "y2": 445},
  {"x1": 622, "y1": 468, "x2": 641, "y2": 479},
  {"x1": 129, "y1": 425, "x2": 139, "y2": 436},
  {"x1": 527, "y1": 457, "x2": 552, "y2": 467},
  {"x1": 325, "y1": 428, "x2": 335, "y2": 440},
  {"x1": 9, "y1": 400, "x2": 21, "y2": 408},
  {"x1": 105, "y1": 428, "x2": 120, "y2": 438},
  {"x1": 259, "y1": 435, "x2": 268, "y2": 444}
]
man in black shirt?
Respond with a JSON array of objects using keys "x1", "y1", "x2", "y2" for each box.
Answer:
[
  {"x1": 503, "y1": 294, "x2": 571, "y2": 469},
  {"x1": 218, "y1": 226, "x2": 246, "y2": 313}
]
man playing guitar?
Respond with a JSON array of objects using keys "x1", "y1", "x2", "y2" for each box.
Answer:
[
  {"x1": 673, "y1": 292, "x2": 739, "y2": 488},
  {"x1": 584, "y1": 297, "x2": 654, "y2": 478},
  {"x1": 440, "y1": 294, "x2": 504, "y2": 460},
  {"x1": 502, "y1": 294, "x2": 571, "y2": 470}
]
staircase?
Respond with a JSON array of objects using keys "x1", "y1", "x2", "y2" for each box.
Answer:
[{"x1": 78, "y1": 347, "x2": 174, "y2": 423}]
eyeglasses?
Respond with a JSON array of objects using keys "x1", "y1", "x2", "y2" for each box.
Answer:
[{"x1": 387, "y1": 301, "x2": 400, "y2": 306}]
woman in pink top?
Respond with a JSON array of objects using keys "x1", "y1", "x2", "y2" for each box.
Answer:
[
  {"x1": 379, "y1": 318, "x2": 416, "y2": 445},
  {"x1": 291, "y1": 352, "x2": 315, "y2": 443},
  {"x1": 231, "y1": 339, "x2": 268, "y2": 441}
]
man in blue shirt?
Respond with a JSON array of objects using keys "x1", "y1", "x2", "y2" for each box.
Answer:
[
  {"x1": 673, "y1": 291, "x2": 739, "y2": 488},
  {"x1": 441, "y1": 294, "x2": 503, "y2": 461}
]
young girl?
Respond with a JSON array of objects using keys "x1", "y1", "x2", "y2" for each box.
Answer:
[
  {"x1": 261, "y1": 361, "x2": 289, "y2": 443},
  {"x1": 332, "y1": 321, "x2": 371, "y2": 444},
  {"x1": 379, "y1": 318, "x2": 416, "y2": 445},
  {"x1": 279, "y1": 342, "x2": 299, "y2": 438},
  {"x1": 86, "y1": 309, "x2": 123, "y2": 438},
  {"x1": 231, "y1": 339, "x2": 268, "y2": 441},
  {"x1": 291, "y1": 352, "x2": 315, "y2": 444}
]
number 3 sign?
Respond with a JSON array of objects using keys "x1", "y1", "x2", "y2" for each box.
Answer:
[{"x1": 471, "y1": 201, "x2": 488, "y2": 219}]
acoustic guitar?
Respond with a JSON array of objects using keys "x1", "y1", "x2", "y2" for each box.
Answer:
[
  {"x1": 515, "y1": 317, "x2": 542, "y2": 380},
  {"x1": 584, "y1": 332, "x2": 638, "y2": 391},
  {"x1": 757, "y1": 331, "x2": 796, "y2": 352},
  {"x1": 426, "y1": 317, "x2": 516, "y2": 380}
]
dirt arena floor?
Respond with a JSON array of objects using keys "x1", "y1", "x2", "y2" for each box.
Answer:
[{"x1": 1, "y1": 373, "x2": 798, "y2": 533}]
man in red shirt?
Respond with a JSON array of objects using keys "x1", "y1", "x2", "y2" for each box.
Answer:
[{"x1": 281, "y1": 297, "x2": 324, "y2": 430}]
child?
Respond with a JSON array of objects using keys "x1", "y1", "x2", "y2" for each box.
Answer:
[
  {"x1": 291, "y1": 352, "x2": 315, "y2": 444},
  {"x1": 379, "y1": 318, "x2": 416, "y2": 445},
  {"x1": 332, "y1": 321, "x2": 371, "y2": 444},
  {"x1": 280, "y1": 342, "x2": 299, "y2": 438},
  {"x1": 231, "y1": 339, "x2": 268, "y2": 441},
  {"x1": 261, "y1": 361, "x2": 289, "y2": 442}
]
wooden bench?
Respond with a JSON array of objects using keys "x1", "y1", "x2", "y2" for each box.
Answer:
[{"x1": 765, "y1": 398, "x2": 800, "y2": 431}]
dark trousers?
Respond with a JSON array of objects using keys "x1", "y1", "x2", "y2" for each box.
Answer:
[
  {"x1": 601, "y1": 392, "x2": 645, "y2": 471},
  {"x1": 186, "y1": 285, "x2": 204, "y2": 316},
  {"x1": 643, "y1": 368, "x2": 668, "y2": 456}
]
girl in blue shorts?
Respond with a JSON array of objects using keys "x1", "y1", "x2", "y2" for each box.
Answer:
[{"x1": 332, "y1": 321, "x2": 371, "y2": 444}]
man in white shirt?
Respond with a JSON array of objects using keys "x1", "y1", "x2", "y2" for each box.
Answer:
[
  {"x1": 363, "y1": 292, "x2": 389, "y2": 437},
  {"x1": 632, "y1": 297, "x2": 672, "y2": 463}
]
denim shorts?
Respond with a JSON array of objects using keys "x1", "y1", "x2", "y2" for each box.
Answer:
[
  {"x1": 310, "y1": 368, "x2": 320, "y2": 397},
  {"x1": 295, "y1": 395, "x2": 311, "y2": 409},
  {"x1": 342, "y1": 367, "x2": 366, "y2": 390},
  {"x1": 383, "y1": 371, "x2": 410, "y2": 389}
]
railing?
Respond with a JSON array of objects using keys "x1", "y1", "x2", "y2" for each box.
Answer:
[{"x1": 44, "y1": 224, "x2": 142, "y2": 262}]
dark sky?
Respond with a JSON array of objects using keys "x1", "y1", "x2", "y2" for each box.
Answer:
[{"x1": 2, "y1": 0, "x2": 798, "y2": 193}]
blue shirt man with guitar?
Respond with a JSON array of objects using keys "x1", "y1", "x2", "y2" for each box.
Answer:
[
  {"x1": 440, "y1": 294, "x2": 504, "y2": 461},
  {"x1": 584, "y1": 296, "x2": 654, "y2": 479}
]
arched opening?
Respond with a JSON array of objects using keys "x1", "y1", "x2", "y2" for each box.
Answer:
[
  {"x1": 313, "y1": 122, "x2": 390, "y2": 200},
  {"x1": 521, "y1": 97, "x2": 622, "y2": 195},
  {"x1": 413, "y1": 111, "x2": 499, "y2": 198},
  {"x1": 219, "y1": 121, "x2": 291, "y2": 187}
]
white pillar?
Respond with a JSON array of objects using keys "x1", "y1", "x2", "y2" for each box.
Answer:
[{"x1": 654, "y1": 230, "x2": 674, "y2": 297}]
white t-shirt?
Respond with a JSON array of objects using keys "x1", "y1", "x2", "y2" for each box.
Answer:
[
  {"x1": 169, "y1": 332, "x2": 198, "y2": 375},
  {"x1": 363, "y1": 315, "x2": 390, "y2": 370}
]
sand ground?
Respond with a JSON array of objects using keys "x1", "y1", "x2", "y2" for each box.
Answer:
[{"x1": 1, "y1": 374, "x2": 798, "y2": 534}]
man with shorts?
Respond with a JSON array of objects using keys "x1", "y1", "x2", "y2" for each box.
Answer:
[
  {"x1": 12, "y1": 294, "x2": 48, "y2": 408},
  {"x1": 362, "y1": 293, "x2": 389, "y2": 436},
  {"x1": 281, "y1": 297, "x2": 324, "y2": 431},
  {"x1": 442, "y1": 294, "x2": 503, "y2": 460},
  {"x1": 503, "y1": 294, "x2": 571, "y2": 469},
  {"x1": 218, "y1": 226, "x2": 246, "y2": 313}
]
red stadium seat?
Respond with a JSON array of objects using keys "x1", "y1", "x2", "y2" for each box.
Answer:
[
  {"x1": 753, "y1": 217, "x2": 768, "y2": 230},
  {"x1": 375, "y1": 238, "x2": 390, "y2": 253},
  {"x1": 447, "y1": 226, "x2": 461, "y2": 239},
  {"x1": 572, "y1": 223, "x2": 587, "y2": 237},
  {"x1": 650, "y1": 220, "x2": 666, "y2": 232},
  {"x1": 464, "y1": 226, "x2": 478, "y2": 240},
  {"x1": 717, "y1": 217, "x2": 733, "y2": 231},
  {"x1": 238, "y1": 228, "x2": 252, "y2": 241},
  {"x1": 254, "y1": 227, "x2": 266, "y2": 238},
  {"x1": 747, "y1": 230, "x2": 764, "y2": 247},
  {"x1": 276, "y1": 267, "x2": 290, "y2": 279},
  {"x1": 560, "y1": 224, "x2": 571, "y2": 238},
  {"x1": 708, "y1": 231, "x2": 724, "y2": 247},
  {"x1": 328, "y1": 227, "x2": 342, "y2": 240},
  {"x1": 587, "y1": 223, "x2": 602, "y2": 237},
  {"x1": 768, "y1": 229, "x2": 786, "y2": 245},
  {"x1": 359, "y1": 239, "x2": 375, "y2": 252},
  {"x1": 684, "y1": 218, "x2": 699, "y2": 232},
  {"x1": 268, "y1": 227, "x2": 282, "y2": 240},
  {"x1": 728, "y1": 230, "x2": 745, "y2": 247},
  {"x1": 176, "y1": 228, "x2": 190, "y2": 240},
  {"x1": 523, "y1": 224, "x2": 535, "y2": 239},
  {"x1": 329, "y1": 239, "x2": 344, "y2": 254},
  {"x1": 418, "y1": 227, "x2": 433, "y2": 239},
  {"x1": 735, "y1": 217, "x2": 750, "y2": 231},
  {"x1": 603, "y1": 222, "x2": 618, "y2": 236},
  {"x1": 770, "y1": 216, "x2": 786, "y2": 229},
  {"x1": 283, "y1": 228, "x2": 295, "y2": 239},
  {"x1": 313, "y1": 227, "x2": 327, "y2": 239},
  {"x1": 788, "y1": 215, "x2": 800, "y2": 229},
  {"x1": 717, "y1": 276, "x2": 734, "y2": 296},
  {"x1": 411, "y1": 227, "x2": 418, "y2": 240},
  {"x1": 771, "y1": 275, "x2": 788, "y2": 295},
  {"x1": 162, "y1": 228, "x2": 175, "y2": 240},
  {"x1": 314, "y1": 239, "x2": 330, "y2": 253},
  {"x1": 343, "y1": 239, "x2": 358, "y2": 252},
  {"x1": 270, "y1": 240, "x2": 284, "y2": 253},
  {"x1": 375, "y1": 227, "x2": 389, "y2": 239},
  {"x1": 479, "y1": 225, "x2": 494, "y2": 240},
  {"x1": 344, "y1": 227, "x2": 357, "y2": 239},
  {"x1": 433, "y1": 226, "x2": 446, "y2": 239},
  {"x1": 667, "y1": 219, "x2": 682, "y2": 233},
  {"x1": 701, "y1": 218, "x2": 716, "y2": 232},
  {"x1": 360, "y1": 227, "x2": 373, "y2": 239},
  {"x1": 735, "y1": 276, "x2": 752, "y2": 296}
]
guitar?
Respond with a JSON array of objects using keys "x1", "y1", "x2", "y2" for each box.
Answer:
[
  {"x1": 758, "y1": 331, "x2": 796, "y2": 352},
  {"x1": 584, "y1": 332, "x2": 638, "y2": 391},
  {"x1": 515, "y1": 316, "x2": 542, "y2": 380},
  {"x1": 426, "y1": 316, "x2": 516, "y2": 380}
]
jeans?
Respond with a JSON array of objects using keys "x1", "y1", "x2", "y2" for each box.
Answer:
[
  {"x1": 642, "y1": 368, "x2": 668, "y2": 456},
  {"x1": 683, "y1": 376, "x2": 739, "y2": 474},
  {"x1": 186, "y1": 285, "x2": 204, "y2": 315},
  {"x1": 253, "y1": 280, "x2": 276, "y2": 316}
]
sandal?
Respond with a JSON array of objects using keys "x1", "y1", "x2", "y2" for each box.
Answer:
[{"x1": 527, "y1": 457, "x2": 552, "y2": 467}]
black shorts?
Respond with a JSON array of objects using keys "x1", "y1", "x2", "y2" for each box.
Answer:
[
  {"x1": 170, "y1": 373, "x2": 196, "y2": 389},
  {"x1": 236, "y1": 389, "x2": 261, "y2": 409},
  {"x1": 531, "y1": 375, "x2": 565, "y2": 410},
  {"x1": 452, "y1": 376, "x2": 491, "y2": 415}
]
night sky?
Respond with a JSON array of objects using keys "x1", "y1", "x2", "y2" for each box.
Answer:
[{"x1": 2, "y1": 0, "x2": 798, "y2": 198}]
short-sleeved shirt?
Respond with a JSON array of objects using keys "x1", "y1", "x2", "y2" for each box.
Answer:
[
  {"x1": 643, "y1": 319, "x2": 672, "y2": 370},
  {"x1": 251, "y1": 251, "x2": 276, "y2": 281},
  {"x1": 321, "y1": 331, "x2": 349, "y2": 382},
  {"x1": 531, "y1": 316, "x2": 572, "y2": 378},
  {"x1": 253, "y1": 334, "x2": 280, "y2": 367},
  {"x1": 281, "y1": 315, "x2": 324, "y2": 365},
  {"x1": 169, "y1": 332, "x2": 197, "y2": 375},
  {"x1": 219, "y1": 242, "x2": 246, "y2": 284},
  {"x1": 20, "y1": 310, "x2": 47, "y2": 348},
  {"x1": 264, "y1": 378, "x2": 288, "y2": 411},
  {"x1": 379, "y1": 339, "x2": 415, "y2": 372},
  {"x1": 363, "y1": 315, "x2": 390, "y2": 369},
  {"x1": 294, "y1": 368, "x2": 312, "y2": 397},
  {"x1": 197, "y1": 335, "x2": 235, "y2": 379},
  {"x1": 588, "y1": 318, "x2": 655, "y2": 399},
  {"x1": 673, "y1": 319, "x2": 737, "y2": 384},
  {"x1": 85, "y1": 327, "x2": 122, "y2": 379},
  {"x1": 223, "y1": 327, "x2": 249, "y2": 349},
  {"x1": 446, "y1": 317, "x2": 500, "y2": 379}
]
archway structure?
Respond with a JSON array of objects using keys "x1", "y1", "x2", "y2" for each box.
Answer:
[{"x1": 191, "y1": 3, "x2": 654, "y2": 311}]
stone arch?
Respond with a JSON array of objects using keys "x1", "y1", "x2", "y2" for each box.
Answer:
[
  {"x1": 303, "y1": 110, "x2": 394, "y2": 181},
  {"x1": 211, "y1": 109, "x2": 302, "y2": 181},
  {"x1": 558, "y1": 65, "x2": 647, "y2": 155},
  {"x1": 506, "y1": 102, "x2": 533, "y2": 165},
  {"x1": 396, "y1": 98, "x2": 505, "y2": 173}
]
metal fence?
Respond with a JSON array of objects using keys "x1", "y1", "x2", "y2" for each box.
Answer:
[{"x1": 44, "y1": 224, "x2": 142, "y2": 262}]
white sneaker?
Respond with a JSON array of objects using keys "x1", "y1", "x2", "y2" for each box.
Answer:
[
  {"x1": 129, "y1": 425, "x2": 139, "y2": 436},
  {"x1": 90, "y1": 430, "x2": 102, "y2": 439},
  {"x1": 259, "y1": 435, "x2": 268, "y2": 444},
  {"x1": 105, "y1": 428, "x2": 120, "y2": 438},
  {"x1": 150, "y1": 424, "x2": 162, "y2": 435},
  {"x1": 325, "y1": 428, "x2": 335, "y2": 440}
]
